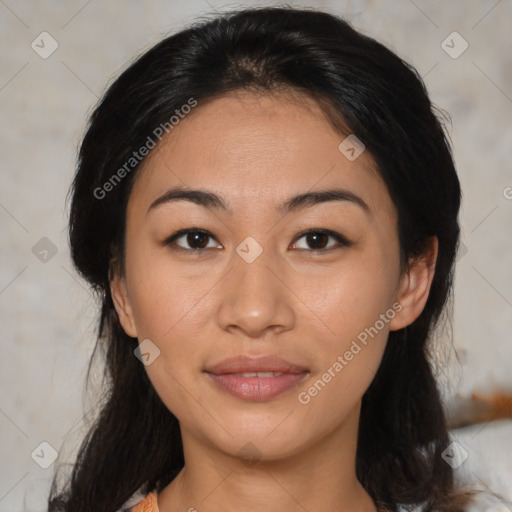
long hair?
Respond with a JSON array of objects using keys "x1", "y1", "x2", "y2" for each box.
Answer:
[{"x1": 49, "y1": 6, "x2": 477, "y2": 512}]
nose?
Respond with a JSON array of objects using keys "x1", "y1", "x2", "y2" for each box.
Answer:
[{"x1": 216, "y1": 240, "x2": 296, "y2": 339}]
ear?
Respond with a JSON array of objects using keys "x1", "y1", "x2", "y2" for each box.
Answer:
[
  {"x1": 110, "y1": 272, "x2": 138, "y2": 338},
  {"x1": 389, "y1": 236, "x2": 438, "y2": 331}
]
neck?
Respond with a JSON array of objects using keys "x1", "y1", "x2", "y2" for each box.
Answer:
[{"x1": 158, "y1": 401, "x2": 378, "y2": 512}]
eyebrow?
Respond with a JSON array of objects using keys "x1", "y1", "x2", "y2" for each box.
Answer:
[{"x1": 147, "y1": 186, "x2": 371, "y2": 216}]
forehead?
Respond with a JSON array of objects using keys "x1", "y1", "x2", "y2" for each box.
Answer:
[{"x1": 128, "y1": 90, "x2": 396, "y2": 221}]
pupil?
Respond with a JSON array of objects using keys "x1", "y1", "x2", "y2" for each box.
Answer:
[
  {"x1": 189, "y1": 232, "x2": 208, "y2": 249},
  {"x1": 307, "y1": 232, "x2": 327, "y2": 249}
]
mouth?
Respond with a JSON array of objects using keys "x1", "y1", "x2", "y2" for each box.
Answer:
[{"x1": 204, "y1": 354, "x2": 309, "y2": 401}]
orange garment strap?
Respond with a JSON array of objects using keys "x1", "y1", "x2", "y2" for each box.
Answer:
[{"x1": 131, "y1": 490, "x2": 159, "y2": 512}]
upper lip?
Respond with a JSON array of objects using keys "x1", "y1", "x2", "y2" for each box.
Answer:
[{"x1": 204, "y1": 355, "x2": 309, "y2": 375}]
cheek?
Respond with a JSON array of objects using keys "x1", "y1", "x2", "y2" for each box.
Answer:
[
  {"x1": 124, "y1": 258, "x2": 220, "y2": 409},
  {"x1": 294, "y1": 344, "x2": 384, "y2": 442},
  {"x1": 295, "y1": 276, "x2": 394, "y2": 427},
  {"x1": 299, "y1": 253, "x2": 399, "y2": 344},
  {"x1": 294, "y1": 253, "x2": 397, "y2": 404},
  {"x1": 125, "y1": 245, "x2": 221, "y2": 340}
]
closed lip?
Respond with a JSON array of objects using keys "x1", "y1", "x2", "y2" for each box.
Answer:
[{"x1": 204, "y1": 355, "x2": 309, "y2": 375}]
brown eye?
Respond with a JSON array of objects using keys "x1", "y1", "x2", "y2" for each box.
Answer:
[
  {"x1": 184, "y1": 231, "x2": 210, "y2": 249},
  {"x1": 293, "y1": 229, "x2": 352, "y2": 251},
  {"x1": 305, "y1": 232, "x2": 329, "y2": 249},
  {"x1": 165, "y1": 229, "x2": 221, "y2": 251}
]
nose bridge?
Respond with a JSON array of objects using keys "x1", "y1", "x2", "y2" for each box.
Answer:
[
  {"x1": 216, "y1": 235, "x2": 295, "y2": 336},
  {"x1": 235, "y1": 235, "x2": 275, "y2": 291}
]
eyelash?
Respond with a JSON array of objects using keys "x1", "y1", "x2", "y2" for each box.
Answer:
[{"x1": 163, "y1": 228, "x2": 352, "y2": 253}]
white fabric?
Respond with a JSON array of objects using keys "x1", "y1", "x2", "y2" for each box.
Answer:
[{"x1": 450, "y1": 418, "x2": 512, "y2": 511}]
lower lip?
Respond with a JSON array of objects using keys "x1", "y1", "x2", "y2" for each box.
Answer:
[{"x1": 205, "y1": 372, "x2": 309, "y2": 401}]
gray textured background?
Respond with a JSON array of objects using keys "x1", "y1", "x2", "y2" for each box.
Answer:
[{"x1": 1, "y1": 1, "x2": 511, "y2": 510}]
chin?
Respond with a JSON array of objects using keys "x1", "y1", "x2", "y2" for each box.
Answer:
[{"x1": 196, "y1": 414, "x2": 313, "y2": 462}]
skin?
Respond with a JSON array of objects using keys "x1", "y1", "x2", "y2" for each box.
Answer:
[{"x1": 111, "y1": 89, "x2": 438, "y2": 512}]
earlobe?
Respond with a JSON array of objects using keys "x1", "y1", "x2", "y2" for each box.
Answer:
[
  {"x1": 110, "y1": 274, "x2": 138, "y2": 338},
  {"x1": 389, "y1": 237, "x2": 439, "y2": 331}
]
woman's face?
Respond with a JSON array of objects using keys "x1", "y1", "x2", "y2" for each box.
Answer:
[{"x1": 111, "y1": 90, "x2": 433, "y2": 463}]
